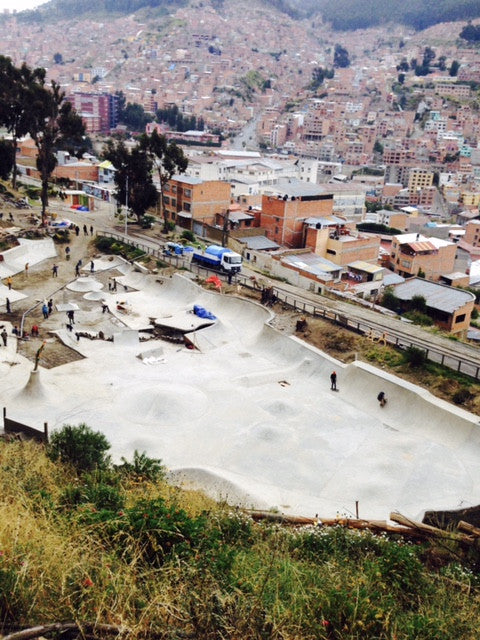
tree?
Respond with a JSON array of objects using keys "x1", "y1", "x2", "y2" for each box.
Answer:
[
  {"x1": 449, "y1": 60, "x2": 460, "y2": 77},
  {"x1": 0, "y1": 139, "x2": 14, "y2": 180},
  {"x1": 333, "y1": 44, "x2": 350, "y2": 68},
  {"x1": 48, "y1": 423, "x2": 111, "y2": 473},
  {"x1": 103, "y1": 139, "x2": 158, "y2": 222},
  {"x1": 140, "y1": 130, "x2": 188, "y2": 232},
  {"x1": 28, "y1": 79, "x2": 85, "y2": 225},
  {"x1": 119, "y1": 102, "x2": 152, "y2": 131},
  {"x1": 0, "y1": 57, "x2": 45, "y2": 190}
]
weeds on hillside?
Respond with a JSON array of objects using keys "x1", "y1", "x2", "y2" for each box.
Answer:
[{"x1": 1, "y1": 438, "x2": 480, "y2": 638}]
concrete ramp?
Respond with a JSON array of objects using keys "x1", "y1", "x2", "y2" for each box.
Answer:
[
  {"x1": 113, "y1": 330, "x2": 139, "y2": 346},
  {"x1": 16, "y1": 369, "x2": 45, "y2": 400},
  {"x1": 341, "y1": 361, "x2": 477, "y2": 447},
  {"x1": 0, "y1": 238, "x2": 57, "y2": 278}
]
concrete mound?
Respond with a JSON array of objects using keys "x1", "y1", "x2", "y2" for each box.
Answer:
[
  {"x1": 119, "y1": 384, "x2": 209, "y2": 423},
  {"x1": 16, "y1": 369, "x2": 45, "y2": 400},
  {"x1": 83, "y1": 291, "x2": 106, "y2": 301},
  {"x1": 67, "y1": 277, "x2": 104, "y2": 292}
]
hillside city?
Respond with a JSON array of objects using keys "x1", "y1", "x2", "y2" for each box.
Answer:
[{"x1": 2, "y1": 2, "x2": 480, "y2": 336}]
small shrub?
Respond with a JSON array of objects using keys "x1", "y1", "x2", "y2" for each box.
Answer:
[
  {"x1": 452, "y1": 388, "x2": 473, "y2": 405},
  {"x1": 48, "y1": 423, "x2": 111, "y2": 473},
  {"x1": 95, "y1": 236, "x2": 115, "y2": 252},
  {"x1": 403, "y1": 346, "x2": 427, "y2": 368},
  {"x1": 181, "y1": 229, "x2": 196, "y2": 243},
  {"x1": 403, "y1": 311, "x2": 433, "y2": 326},
  {"x1": 116, "y1": 449, "x2": 166, "y2": 483}
]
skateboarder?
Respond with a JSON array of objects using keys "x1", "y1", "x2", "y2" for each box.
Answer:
[
  {"x1": 1, "y1": 329, "x2": 7, "y2": 346},
  {"x1": 330, "y1": 371, "x2": 337, "y2": 390}
]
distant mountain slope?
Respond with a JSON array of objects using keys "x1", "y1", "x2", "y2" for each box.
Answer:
[{"x1": 16, "y1": 0, "x2": 480, "y2": 30}]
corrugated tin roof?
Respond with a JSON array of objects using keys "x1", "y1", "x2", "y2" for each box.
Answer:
[
  {"x1": 406, "y1": 241, "x2": 437, "y2": 252},
  {"x1": 393, "y1": 278, "x2": 474, "y2": 313},
  {"x1": 238, "y1": 236, "x2": 280, "y2": 250},
  {"x1": 348, "y1": 260, "x2": 384, "y2": 274}
]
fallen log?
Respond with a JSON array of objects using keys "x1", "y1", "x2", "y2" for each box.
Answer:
[
  {"x1": 390, "y1": 512, "x2": 474, "y2": 544},
  {"x1": 2, "y1": 622, "x2": 131, "y2": 640},
  {"x1": 457, "y1": 520, "x2": 480, "y2": 538}
]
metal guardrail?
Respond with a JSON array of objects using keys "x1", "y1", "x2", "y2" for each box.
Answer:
[{"x1": 98, "y1": 230, "x2": 480, "y2": 380}]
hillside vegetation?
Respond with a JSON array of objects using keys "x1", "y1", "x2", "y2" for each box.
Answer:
[
  {"x1": 2, "y1": 434, "x2": 480, "y2": 639},
  {"x1": 14, "y1": 0, "x2": 480, "y2": 31}
]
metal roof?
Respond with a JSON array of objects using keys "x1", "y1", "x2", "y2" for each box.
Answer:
[
  {"x1": 238, "y1": 236, "x2": 280, "y2": 250},
  {"x1": 393, "y1": 278, "x2": 474, "y2": 313},
  {"x1": 348, "y1": 260, "x2": 384, "y2": 274}
]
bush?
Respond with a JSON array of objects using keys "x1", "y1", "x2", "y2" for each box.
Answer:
[
  {"x1": 382, "y1": 288, "x2": 400, "y2": 311},
  {"x1": 181, "y1": 229, "x2": 196, "y2": 243},
  {"x1": 116, "y1": 449, "x2": 166, "y2": 483},
  {"x1": 403, "y1": 346, "x2": 427, "y2": 368},
  {"x1": 95, "y1": 236, "x2": 115, "y2": 252},
  {"x1": 452, "y1": 388, "x2": 473, "y2": 405},
  {"x1": 403, "y1": 311, "x2": 434, "y2": 326},
  {"x1": 48, "y1": 423, "x2": 111, "y2": 473}
]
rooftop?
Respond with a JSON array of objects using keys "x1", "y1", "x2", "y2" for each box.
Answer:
[{"x1": 393, "y1": 278, "x2": 474, "y2": 313}]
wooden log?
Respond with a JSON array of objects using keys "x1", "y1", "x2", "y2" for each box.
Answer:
[
  {"x1": 457, "y1": 520, "x2": 480, "y2": 537},
  {"x1": 2, "y1": 622, "x2": 131, "y2": 640},
  {"x1": 390, "y1": 512, "x2": 474, "y2": 544}
]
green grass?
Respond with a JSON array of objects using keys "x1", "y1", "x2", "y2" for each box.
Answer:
[{"x1": 2, "y1": 439, "x2": 480, "y2": 638}]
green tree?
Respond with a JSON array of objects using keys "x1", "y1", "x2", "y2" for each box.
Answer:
[
  {"x1": 48, "y1": 423, "x2": 111, "y2": 473},
  {"x1": 103, "y1": 139, "x2": 158, "y2": 222},
  {"x1": 28, "y1": 80, "x2": 85, "y2": 225},
  {"x1": 449, "y1": 60, "x2": 460, "y2": 77},
  {"x1": 140, "y1": 130, "x2": 188, "y2": 232},
  {"x1": 0, "y1": 57, "x2": 45, "y2": 190},
  {"x1": 119, "y1": 102, "x2": 152, "y2": 131},
  {"x1": 0, "y1": 139, "x2": 14, "y2": 180},
  {"x1": 333, "y1": 44, "x2": 350, "y2": 68}
]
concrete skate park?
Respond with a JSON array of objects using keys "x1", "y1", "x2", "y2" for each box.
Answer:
[{"x1": 1, "y1": 239, "x2": 479, "y2": 522}]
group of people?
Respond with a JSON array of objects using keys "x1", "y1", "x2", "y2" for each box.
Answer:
[
  {"x1": 330, "y1": 370, "x2": 387, "y2": 406},
  {"x1": 42, "y1": 299, "x2": 54, "y2": 320}
]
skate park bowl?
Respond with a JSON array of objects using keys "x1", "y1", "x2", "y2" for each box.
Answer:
[
  {"x1": 5, "y1": 273, "x2": 480, "y2": 522},
  {"x1": 0, "y1": 238, "x2": 57, "y2": 278}
]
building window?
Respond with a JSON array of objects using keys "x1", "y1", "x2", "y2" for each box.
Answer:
[
  {"x1": 164, "y1": 196, "x2": 170, "y2": 205},
  {"x1": 171, "y1": 185, "x2": 177, "y2": 193},
  {"x1": 326, "y1": 249, "x2": 336, "y2": 255},
  {"x1": 456, "y1": 314, "x2": 466, "y2": 323},
  {"x1": 184, "y1": 188, "x2": 192, "y2": 198},
  {"x1": 275, "y1": 226, "x2": 279, "y2": 234},
  {"x1": 183, "y1": 202, "x2": 191, "y2": 212},
  {"x1": 171, "y1": 199, "x2": 176, "y2": 208}
]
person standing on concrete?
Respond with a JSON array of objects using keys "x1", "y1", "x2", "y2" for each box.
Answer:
[
  {"x1": 330, "y1": 371, "x2": 337, "y2": 391},
  {"x1": 65, "y1": 246, "x2": 70, "y2": 260},
  {"x1": 48, "y1": 299, "x2": 53, "y2": 315},
  {"x1": 24, "y1": 263, "x2": 29, "y2": 277},
  {"x1": 90, "y1": 225, "x2": 94, "y2": 236},
  {"x1": 377, "y1": 391, "x2": 387, "y2": 407},
  {"x1": 75, "y1": 261, "x2": 81, "y2": 277},
  {"x1": 6, "y1": 276, "x2": 12, "y2": 290},
  {"x1": 1, "y1": 329, "x2": 7, "y2": 346},
  {"x1": 42, "y1": 303, "x2": 48, "y2": 320},
  {"x1": 52, "y1": 264, "x2": 58, "y2": 278},
  {"x1": 5, "y1": 298, "x2": 10, "y2": 314},
  {"x1": 83, "y1": 224, "x2": 88, "y2": 236},
  {"x1": 90, "y1": 261, "x2": 94, "y2": 273},
  {"x1": 75, "y1": 226, "x2": 80, "y2": 237}
]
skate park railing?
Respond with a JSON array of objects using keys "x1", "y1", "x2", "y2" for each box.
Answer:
[
  {"x1": 3, "y1": 407, "x2": 48, "y2": 443},
  {"x1": 97, "y1": 231, "x2": 480, "y2": 381}
]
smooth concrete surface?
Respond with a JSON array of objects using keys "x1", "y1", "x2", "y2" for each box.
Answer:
[{"x1": 2, "y1": 271, "x2": 479, "y2": 522}]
